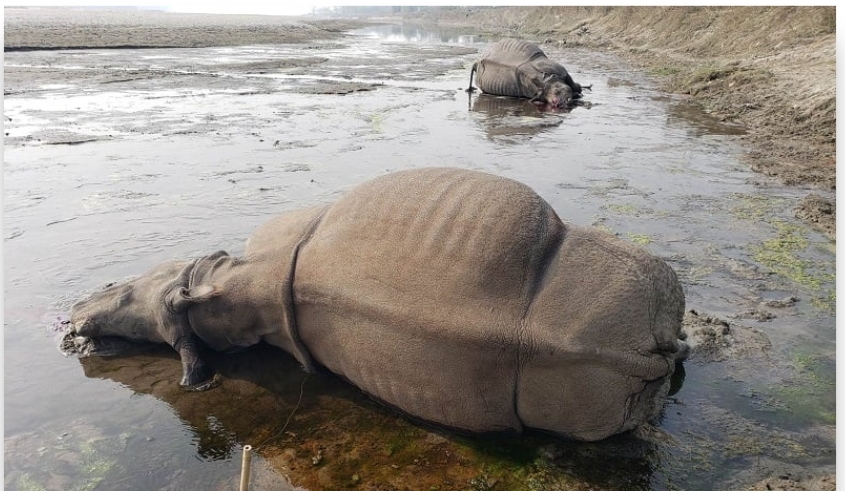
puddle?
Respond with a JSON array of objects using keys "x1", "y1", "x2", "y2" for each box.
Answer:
[
  {"x1": 3, "y1": 24, "x2": 835, "y2": 491},
  {"x1": 664, "y1": 96, "x2": 747, "y2": 136}
]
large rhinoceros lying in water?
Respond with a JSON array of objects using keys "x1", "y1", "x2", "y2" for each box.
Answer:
[
  {"x1": 466, "y1": 38, "x2": 591, "y2": 108},
  {"x1": 64, "y1": 167, "x2": 686, "y2": 442}
]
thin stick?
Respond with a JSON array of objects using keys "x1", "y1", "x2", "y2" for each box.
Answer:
[
  {"x1": 253, "y1": 374, "x2": 308, "y2": 451},
  {"x1": 239, "y1": 445, "x2": 253, "y2": 491}
]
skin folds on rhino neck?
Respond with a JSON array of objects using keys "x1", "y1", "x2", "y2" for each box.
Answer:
[
  {"x1": 64, "y1": 249, "x2": 315, "y2": 389},
  {"x1": 185, "y1": 250, "x2": 316, "y2": 374}
]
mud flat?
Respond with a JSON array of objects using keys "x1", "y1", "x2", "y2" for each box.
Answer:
[{"x1": 3, "y1": 6, "x2": 369, "y2": 50}]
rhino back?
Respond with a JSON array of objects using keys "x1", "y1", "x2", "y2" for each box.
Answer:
[
  {"x1": 245, "y1": 204, "x2": 328, "y2": 259},
  {"x1": 481, "y1": 38, "x2": 547, "y2": 66},
  {"x1": 294, "y1": 167, "x2": 565, "y2": 433}
]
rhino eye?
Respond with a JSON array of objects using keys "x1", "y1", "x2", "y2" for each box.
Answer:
[{"x1": 103, "y1": 282, "x2": 115, "y2": 289}]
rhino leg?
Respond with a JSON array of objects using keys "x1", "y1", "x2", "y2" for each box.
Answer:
[{"x1": 174, "y1": 334, "x2": 214, "y2": 390}]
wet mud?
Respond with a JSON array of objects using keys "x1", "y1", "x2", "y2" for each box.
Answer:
[{"x1": 3, "y1": 11, "x2": 835, "y2": 491}]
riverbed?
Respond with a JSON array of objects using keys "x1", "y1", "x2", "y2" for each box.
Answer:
[{"x1": 3, "y1": 22, "x2": 835, "y2": 491}]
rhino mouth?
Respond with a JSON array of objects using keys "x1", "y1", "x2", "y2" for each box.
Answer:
[{"x1": 58, "y1": 331, "x2": 146, "y2": 358}]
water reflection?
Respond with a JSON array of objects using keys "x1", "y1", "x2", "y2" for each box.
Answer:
[
  {"x1": 665, "y1": 98, "x2": 747, "y2": 136},
  {"x1": 75, "y1": 342, "x2": 672, "y2": 490},
  {"x1": 355, "y1": 24, "x2": 492, "y2": 44},
  {"x1": 78, "y1": 344, "x2": 325, "y2": 460},
  {"x1": 468, "y1": 93, "x2": 572, "y2": 142}
]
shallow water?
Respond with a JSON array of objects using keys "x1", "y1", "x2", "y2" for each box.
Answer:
[{"x1": 4, "y1": 25, "x2": 835, "y2": 490}]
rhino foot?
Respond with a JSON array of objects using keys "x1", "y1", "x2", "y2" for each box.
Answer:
[
  {"x1": 676, "y1": 339, "x2": 691, "y2": 362},
  {"x1": 179, "y1": 355, "x2": 217, "y2": 391},
  {"x1": 182, "y1": 372, "x2": 222, "y2": 392}
]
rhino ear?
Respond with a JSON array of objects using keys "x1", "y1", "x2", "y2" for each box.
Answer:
[{"x1": 167, "y1": 284, "x2": 219, "y2": 313}]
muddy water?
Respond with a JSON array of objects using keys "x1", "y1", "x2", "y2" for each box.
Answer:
[{"x1": 4, "y1": 25, "x2": 835, "y2": 491}]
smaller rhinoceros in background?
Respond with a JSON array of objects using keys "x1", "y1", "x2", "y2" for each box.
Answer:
[{"x1": 467, "y1": 38, "x2": 590, "y2": 108}]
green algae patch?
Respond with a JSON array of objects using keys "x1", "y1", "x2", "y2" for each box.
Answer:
[
  {"x1": 730, "y1": 194, "x2": 835, "y2": 311},
  {"x1": 649, "y1": 63, "x2": 683, "y2": 78},
  {"x1": 8, "y1": 433, "x2": 125, "y2": 491},
  {"x1": 750, "y1": 220, "x2": 835, "y2": 291},
  {"x1": 625, "y1": 233, "x2": 654, "y2": 245},
  {"x1": 593, "y1": 223, "x2": 615, "y2": 235},
  {"x1": 14, "y1": 475, "x2": 47, "y2": 491},
  {"x1": 602, "y1": 202, "x2": 669, "y2": 218},
  {"x1": 772, "y1": 351, "x2": 836, "y2": 425},
  {"x1": 810, "y1": 289, "x2": 836, "y2": 313},
  {"x1": 604, "y1": 203, "x2": 640, "y2": 215},
  {"x1": 729, "y1": 193, "x2": 781, "y2": 221},
  {"x1": 452, "y1": 436, "x2": 543, "y2": 491},
  {"x1": 460, "y1": 444, "x2": 590, "y2": 491}
]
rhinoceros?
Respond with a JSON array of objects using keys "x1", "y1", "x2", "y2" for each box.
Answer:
[
  {"x1": 64, "y1": 167, "x2": 686, "y2": 442},
  {"x1": 467, "y1": 38, "x2": 590, "y2": 108}
]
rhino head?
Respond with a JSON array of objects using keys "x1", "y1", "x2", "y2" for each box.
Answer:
[
  {"x1": 529, "y1": 74, "x2": 574, "y2": 109},
  {"x1": 66, "y1": 257, "x2": 221, "y2": 389}
]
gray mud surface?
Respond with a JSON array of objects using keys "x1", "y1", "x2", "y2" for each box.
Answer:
[
  {"x1": 3, "y1": 7, "x2": 367, "y2": 50},
  {"x1": 3, "y1": 8, "x2": 835, "y2": 491}
]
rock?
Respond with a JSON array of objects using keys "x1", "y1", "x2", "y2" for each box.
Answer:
[{"x1": 684, "y1": 310, "x2": 772, "y2": 363}]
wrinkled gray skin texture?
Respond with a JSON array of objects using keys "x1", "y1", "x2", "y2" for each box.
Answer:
[
  {"x1": 68, "y1": 167, "x2": 687, "y2": 441},
  {"x1": 467, "y1": 38, "x2": 586, "y2": 108}
]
